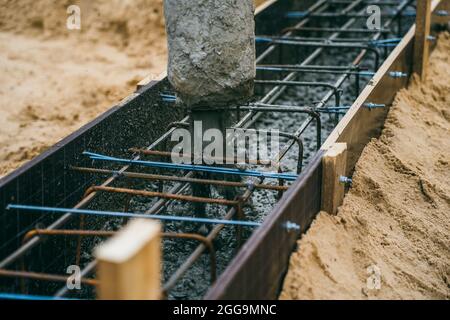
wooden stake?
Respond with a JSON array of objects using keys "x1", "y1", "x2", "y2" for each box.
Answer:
[
  {"x1": 95, "y1": 219, "x2": 161, "y2": 300},
  {"x1": 413, "y1": 0, "x2": 432, "y2": 80},
  {"x1": 321, "y1": 143, "x2": 348, "y2": 215}
]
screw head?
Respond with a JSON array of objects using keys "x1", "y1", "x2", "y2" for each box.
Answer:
[
  {"x1": 389, "y1": 71, "x2": 407, "y2": 78},
  {"x1": 364, "y1": 102, "x2": 386, "y2": 109},
  {"x1": 435, "y1": 10, "x2": 448, "y2": 17},
  {"x1": 284, "y1": 221, "x2": 301, "y2": 232},
  {"x1": 339, "y1": 176, "x2": 353, "y2": 185}
]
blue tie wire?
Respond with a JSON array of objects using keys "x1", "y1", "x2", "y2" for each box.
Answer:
[
  {"x1": 0, "y1": 293, "x2": 75, "y2": 300},
  {"x1": 83, "y1": 151, "x2": 299, "y2": 181},
  {"x1": 160, "y1": 93, "x2": 176, "y2": 102},
  {"x1": 368, "y1": 38, "x2": 402, "y2": 47},
  {"x1": 6, "y1": 204, "x2": 262, "y2": 228}
]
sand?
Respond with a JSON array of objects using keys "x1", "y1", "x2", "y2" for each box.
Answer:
[
  {"x1": 0, "y1": 0, "x2": 169, "y2": 177},
  {"x1": 280, "y1": 32, "x2": 450, "y2": 300}
]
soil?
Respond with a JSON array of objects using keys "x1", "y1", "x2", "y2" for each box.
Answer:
[
  {"x1": 280, "y1": 32, "x2": 450, "y2": 300},
  {"x1": 0, "y1": 0, "x2": 167, "y2": 177},
  {"x1": 0, "y1": 0, "x2": 266, "y2": 178}
]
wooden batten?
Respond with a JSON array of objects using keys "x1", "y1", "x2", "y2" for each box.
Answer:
[
  {"x1": 413, "y1": 0, "x2": 432, "y2": 79},
  {"x1": 95, "y1": 219, "x2": 161, "y2": 300},
  {"x1": 321, "y1": 143, "x2": 348, "y2": 215}
]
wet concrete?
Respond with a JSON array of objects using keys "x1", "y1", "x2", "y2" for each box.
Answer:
[{"x1": 73, "y1": 12, "x2": 416, "y2": 301}]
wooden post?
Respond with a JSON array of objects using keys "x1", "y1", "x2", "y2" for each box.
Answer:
[
  {"x1": 413, "y1": 0, "x2": 432, "y2": 80},
  {"x1": 95, "y1": 219, "x2": 161, "y2": 300},
  {"x1": 321, "y1": 143, "x2": 348, "y2": 215}
]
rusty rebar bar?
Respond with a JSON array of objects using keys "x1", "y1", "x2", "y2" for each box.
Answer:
[
  {"x1": 0, "y1": 269, "x2": 99, "y2": 286},
  {"x1": 70, "y1": 166, "x2": 289, "y2": 191},
  {"x1": 83, "y1": 186, "x2": 239, "y2": 207},
  {"x1": 22, "y1": 229, "x2": 116, "y2": 244}
]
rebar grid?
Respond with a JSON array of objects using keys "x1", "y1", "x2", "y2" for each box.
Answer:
[{"x1": 0, "y1": 0, "x2": 416, "y2": 299}]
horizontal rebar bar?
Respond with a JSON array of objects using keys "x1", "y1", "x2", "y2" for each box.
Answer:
[
  {"x1": 258, "y1": 35, "x2": 394, "y2": 43},
  {"x1": 22, "y1": 229, "x2": 116, "y2": 244},
  {"x1": 0, "y1": 293, "x2": 74, "y2": 300},
  {"x1": 285, "y1": 11, "x2": 415, "y2": 19},
  {"x1": 0, "y1": 269, "x2": 99, "y2": 286},
  {"x1": 327, "y1": 0, "x2": 401, "y2": 5},
  {"x1": 83, "y1": 151, "x2": 299, "y2": 181},
  {"x1": 128, "y1": 148, "x2": 273, "y2": 166},
  {"x1": 6, "y1": 205, "x2": 262, "y2": 228},
  {"x1": 70, "y1": 166, "x2": 289, "y2": 191},
  {"x1": 257, "y1": 65, "x2": 375, "y2": 76},
  {"x1": 84, "y1": 186, "x2": 239, "y2": 206},
  {"x1": 281, "y1": 26, "x2": 392, "y2": 34}
]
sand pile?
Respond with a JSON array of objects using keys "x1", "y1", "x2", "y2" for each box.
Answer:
[
  {"x1": 0, "y1": 0, "x2": 168, "y2": 177},
  {"x1": 280, "y1": 32, "x2": 450, "y2": 300}
]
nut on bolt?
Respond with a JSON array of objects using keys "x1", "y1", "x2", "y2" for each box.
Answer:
[
  {"x1": 364, "y1": 102, "x2": 385, "y2": 109},
  {"x1": 388, "y1": 71, "x2": 408, "y2": 78},
  {"x1": 339, "y1": 175, "x2": 353, "y2": 185},
  {"x1": 435, "y1": 10, "x2": 448, "y2": 17},
  {"x1": 284, "y1": 221, "x2": 301, "y2": 232}
]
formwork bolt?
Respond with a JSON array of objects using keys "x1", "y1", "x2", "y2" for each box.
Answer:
[
  {"x1": 435, "y1": 10, "x2": 449, "y2": 17},
  {"x1": 364, "y1": 102, "x2": 385, "y2": 109},
  {"x1": 427, "y1": 35, "x2": 437, "y2": 42},
  {"x1": 339, "y1": 176, "x2": 353, "y2": 185},
  {"x1": 388, "y1": 71, "x2": 408, "y2": 78},
  {"x1": 284, "y1": 221, "x2": 301, "y2": 232}
]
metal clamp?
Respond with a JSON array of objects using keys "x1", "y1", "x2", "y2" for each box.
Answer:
[{"x1": 364, "y1": 102, "x2": 386, "y2": 109}]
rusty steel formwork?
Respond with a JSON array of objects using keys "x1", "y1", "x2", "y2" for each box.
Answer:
[{"x1": 0, "y1": 0, "x2": 449, "y2": 300}]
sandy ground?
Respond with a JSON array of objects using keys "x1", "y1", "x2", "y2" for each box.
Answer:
[
  {"x1": 280, "y1": 33, "x2": 450, "y2": 300},
  {"x1": 0, "y1": 0, "x2": 169, "y2": 177},
  {"x1": 0, "y1": 0, "x2": 266, "y2": 178}
]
